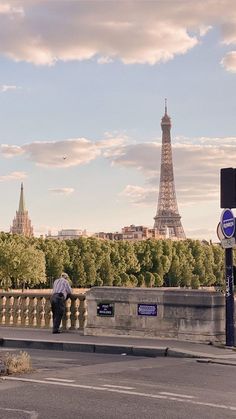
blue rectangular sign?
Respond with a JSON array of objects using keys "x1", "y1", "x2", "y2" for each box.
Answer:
[{"x1": 137, "y1": 303, "x2": 157, "y2": 316}]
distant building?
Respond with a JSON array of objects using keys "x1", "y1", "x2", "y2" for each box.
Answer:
[
  {"x1": 46, "y1": 228, "x2": 87, "y2": 240},
  {"x1": 94, "y1": 231, "x2": 123, "y2": 240},
  {"x1": 11, "y1": 183, "x2": 34, "y2": 237},
  {"x1": 121, "y1": 225, "x2": 159, "y2": 240},
  {"x1": 94, "y1": 225, "x2": 160, "y2": 241}
]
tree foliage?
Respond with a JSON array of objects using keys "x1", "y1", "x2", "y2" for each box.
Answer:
[{"x1": 0, "y1": 233, "x2": 226, "y2": 290}]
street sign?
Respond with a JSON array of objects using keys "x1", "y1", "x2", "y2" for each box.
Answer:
[
  {"x1": 221, "y1": 237, "x2": 236, "y2": 249},
  {"x1": 220, "y1": 208, "x2": 235, "y2": 238},
  {"x1": 137, "y1": 303, "x2": 157, "y2": 316},
  {"x1": 97, "y1": 302, "x2": 114, "y2": 317}
]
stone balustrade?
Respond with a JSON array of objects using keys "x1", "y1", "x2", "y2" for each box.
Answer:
[{"x1": 0, "y1": 292, "x2": 87, "y2": 331}]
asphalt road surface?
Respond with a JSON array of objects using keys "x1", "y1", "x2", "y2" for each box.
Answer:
[{"x1": 0, "y1": 349, "x2": 236, "y2": 419}]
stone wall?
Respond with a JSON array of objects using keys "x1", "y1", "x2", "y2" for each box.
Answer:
[{"x1": 84, "y1": 287, "x2": 225, "y2": 343}]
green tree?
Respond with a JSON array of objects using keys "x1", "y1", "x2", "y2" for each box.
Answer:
[{"x1": 0, "y1": 238, "x2": 46, "y2": 290}]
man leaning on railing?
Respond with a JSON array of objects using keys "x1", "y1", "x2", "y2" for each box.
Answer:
[{"x1": 50, "y1": 272, "x2": 72, "y2": 334}]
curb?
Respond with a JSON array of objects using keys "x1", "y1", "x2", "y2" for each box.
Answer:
[
  {"x1": 0, "y1": 338, "x2": 180, "y2": 358},
  {"x1": 1, "y1": 337, "x2": 231, "y2": 360}
]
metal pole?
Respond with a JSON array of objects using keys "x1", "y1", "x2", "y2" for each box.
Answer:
[{"x1": 225, "y1": 247, "x2": 235, "y2": 346}]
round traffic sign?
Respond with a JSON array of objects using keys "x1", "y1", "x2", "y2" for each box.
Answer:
[{"x1": 220, "y1": 208, "x2": 235, "y2": 238}]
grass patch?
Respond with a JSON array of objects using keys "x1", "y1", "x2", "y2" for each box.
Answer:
[{"x1": 2, "y1": 351, "x2": 32, "y2": 375}]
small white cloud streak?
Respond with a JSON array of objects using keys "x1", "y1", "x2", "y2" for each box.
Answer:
[
  {"x1": 0, "y1": 84, "x2": 19, "y2": 92},
  {"x1": 0, "y1": 144, "x2": 25, "y2": 157},
  {"x1": 0, "y1": 4, "x2": 24, "y2": 17},
  {"x1": 0, "y1": 171, "x2": 27, "y2": 181},
  {"x1": 49, "y1": 188, "x2": 74, "y2": 195}
]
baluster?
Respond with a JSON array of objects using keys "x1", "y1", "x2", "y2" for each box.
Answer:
[
  {"x1": 5, "y1": 295, "x2": 12, "y2": 325},
  {"x1": 1, "y1": 296, "x2": 6, "y2": 325},
  {"x1": 44, "y1": 296, "x2": 52, "y2": 328},
  {"x1": 70, "y1": 297, "x2": 79, "y2": 330},
  {"x1": 16, "y1": 296, "x2": 22, "y2": 326},
  {"x1": 23, "y1": 297, "x2": 30, "y2": 326},
  {"x1": 79, "y1": 296, "x2": 87, "y2": 330},
  {"x1": 9, "y1": 296, "x2": 14, "y2": 325},
  {"x1": 12, "y1": 296, "x2": 18, "y2": 325},
  {"x1": 40, "y1": 297, "x2": 46, "y2": 327},
  {"x1": 66, "y1": 298, "x2": 71, "y2": 330},
  {"x1": 32, "y1": 297, "x2": 40, "y2": 327}
]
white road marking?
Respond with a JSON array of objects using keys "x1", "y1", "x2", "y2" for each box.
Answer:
[
  {"x1": 0, "y1": 407, "x2": 38, "y2": 418},
  {"x1": 3, "y1": 377, "x2": 236, "y2": 412},
  {"x1": 103, "y1": 384, "x2": 134, "y2": 390},
  {"x1": 160, "y1": 392, "x2": 195, "y2": 399},
  {"x1": 45, "y1": 378, "x2": 75, "y2": 383}
]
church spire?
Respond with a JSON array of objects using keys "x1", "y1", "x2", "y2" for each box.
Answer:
[
  {"x1": 18, "y1": 182, "x2": 26, "y2": 213},
  {"x1": 165, "y1": 98, "x2": 167, "y2": 115},
  {"x1": 11, "y1": 183, "x2": 34, "y2": 237}
]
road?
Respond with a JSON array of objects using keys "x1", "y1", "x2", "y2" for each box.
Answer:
[{"x1": 0, "y1": 349, "x2": 236, "y2": 418}]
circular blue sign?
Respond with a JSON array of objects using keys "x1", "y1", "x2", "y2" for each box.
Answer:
[{"x1": 220, "y1": 209, "x2": 235, "y2": 238}]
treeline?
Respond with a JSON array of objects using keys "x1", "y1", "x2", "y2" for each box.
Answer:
[{"x1": 0, "y1": 232, "x2": 226, "y2": 290}]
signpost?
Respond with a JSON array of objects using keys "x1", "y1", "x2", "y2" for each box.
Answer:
[{"x1": 219, "y1": 205, "x2": 235, "y2": 347}]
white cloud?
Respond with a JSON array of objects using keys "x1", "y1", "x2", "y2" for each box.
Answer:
[
  {"x1": 0, "y1": 3, "x2": 24, "y2": 17},
  {"x1": 120, "y1": 185, "x2": 157, "y2": 207},
  {"x1": 0, "y1": 84, "x2": 19, "y2": 92},
  {"x1": 23, "y1": 138, "x2": 101, "y2": 167},
  {"x1": 0, "y1": 138, "x2": 101, "y2": 167},
  {"x1": 0, "y1": 144, "x2": 24, "y2": 157},
  {"x1": 221, "y1": 51, "x2": 236, "y2": 72},
  {"x1": 49, "y1": 188, "x2": 74, "y2": 195},
  {"x1": 0, "y1": 171, "x2": 27, "y2": 181},
  {"x1": 0, "y1": 1, "x2": 235, "y2": 69},
  {"x1": 0, "y1": 135, "x2": 129, "y2": 167},
  {"x1": 97, "y1": 56, "x2": 113, "y2": 64}
]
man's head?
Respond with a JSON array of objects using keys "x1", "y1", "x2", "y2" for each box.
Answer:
[{"x1": 61, "y1": 272, "x2": 69, "y2": 280}]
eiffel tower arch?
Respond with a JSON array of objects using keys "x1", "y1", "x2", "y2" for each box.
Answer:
[{"x1": 153, "y1": 101, "x2": 185, "y2": 240}]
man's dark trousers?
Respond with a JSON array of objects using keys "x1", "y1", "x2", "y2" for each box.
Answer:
[{"x1": 51, "y1": 293, "x2": 65, "y2": 333}]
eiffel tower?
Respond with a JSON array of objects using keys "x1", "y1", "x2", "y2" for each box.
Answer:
[{"x1": 153, "y1": 100, "x2": 185, "y2": 240}]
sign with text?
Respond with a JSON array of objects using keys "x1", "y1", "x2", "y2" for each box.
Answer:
[
  {"x1": 137, "y1": 303, "x2": 157, "y2": 316},
  {"x1": 97, "y1": 302, "x2": 114, "y2": 317},
  {"x1": 220, "y1": 208, "x2": 235, "y2": 238},
  {"x1": 221, "y1": 237, "x2": 236, "y2": 249}
]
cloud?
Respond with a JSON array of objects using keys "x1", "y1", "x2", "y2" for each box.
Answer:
[
  {"x1": 23, "y1": 138, "x2": 101, "y2": 167},
  {"x1": 120, "y1": 185, "x2": 157, "y2": 207},
  {"x1": 0, "y1": 84, "x2": 20, "y2": 92},
  {"x1": 0, "y1": 144, "x2": 24, "y2": 157},
  {"x1": 108, "y1": 137, "x2": 236, "y2": 206},
  {"x1": 0, "y1": 138, "x2": 101, "y2": 167},
  {"x1": 0, "y1": 4, "x2": 24, "y2": 17},
  {"x1": 221, "y1": 51, "x2": 236, "y2": 72},
  {"x1": 0, "y1": 1, "x2": 235, "y2": 69},
  {"x1": 0, "y1": 171, "x2": 27, "y2": 181},
  {"x1": 0, "y1": 135, "x2": 128, "y2": 167},
  {"x1": 49, "y1": 188, "x2": 74, "y2": 195}
]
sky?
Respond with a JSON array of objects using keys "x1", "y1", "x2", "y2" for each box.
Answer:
[{"x1": 0, "y1": 0, "x2": 236, "y2": 241}]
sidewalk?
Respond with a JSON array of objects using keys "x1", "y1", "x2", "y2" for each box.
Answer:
[{"x1": 0, "y1": 327, "x2": 236, "y2": 365}]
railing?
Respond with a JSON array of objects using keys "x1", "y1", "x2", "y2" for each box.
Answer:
[{"x1": 0, "y1": 292, "x2": 87, "y2": 331}]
